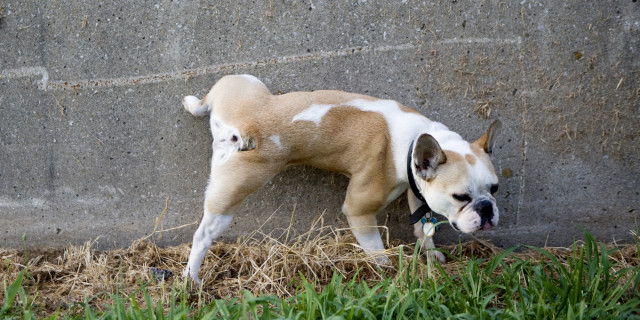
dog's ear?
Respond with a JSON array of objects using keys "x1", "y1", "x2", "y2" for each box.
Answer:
[
  {"x1": 473, "y1": 120, "x2": 502, "y2": 155},
  {"x1": 413, "y1": 134, "x2": 447, "y2": 181}
]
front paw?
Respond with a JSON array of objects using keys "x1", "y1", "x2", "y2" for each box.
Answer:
[
  {"x1": 373, "y1": 253, "x2": 391, "y2": 266},
  {"x1": 425, "y1": 250, "x2": 445, "y2": 263}
]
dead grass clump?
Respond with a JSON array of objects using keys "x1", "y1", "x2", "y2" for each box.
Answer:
[
  {"x1": 195, "y1": 217, "x2": 399, "y2": 297},
  {"x1": 0, "y1": 215, "x2": 402, "y2": 314}
]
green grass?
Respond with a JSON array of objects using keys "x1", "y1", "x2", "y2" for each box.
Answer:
[{"x1": 3, "y1": 230, "x2": 639, "y2": 319}]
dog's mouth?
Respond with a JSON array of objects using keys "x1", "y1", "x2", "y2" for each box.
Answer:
[
  {"x1": 481, "y1": 221, "x2": 494, "y2": 230},
  {"x1": 450, "y1": 218, "x2": 494, "y2": 233}
]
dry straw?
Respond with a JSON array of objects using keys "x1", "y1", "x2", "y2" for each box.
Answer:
[{"x1": 1, "y1": 213, "x2": 638, "y2": 316}]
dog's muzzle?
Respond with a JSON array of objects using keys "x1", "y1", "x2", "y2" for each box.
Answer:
[{"x1": 474, "y1": 199, "x2": 494, "y2": 230}]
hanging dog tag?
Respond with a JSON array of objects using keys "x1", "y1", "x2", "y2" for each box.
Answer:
[{"x1": 422, "y1": 220, "x2": 436, "y2": 237}]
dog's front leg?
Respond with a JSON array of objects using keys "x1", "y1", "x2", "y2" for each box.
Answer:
[
  {"x1": 341, "y1": 178, "x2": 390, "y2": 265},
  {"x1": 343, "y1": 211, "x2": 389, "y2": 265},
  {"x1": 412, "y1": 224, "x2": 445, "y2": 263},
  {"x1": 407, "y1": 189, "x2": 445, "y2": 263}
]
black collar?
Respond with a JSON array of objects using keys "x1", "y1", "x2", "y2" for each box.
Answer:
[{"x1": 407, "y1": 139, "x2": 433, "y2": 225}]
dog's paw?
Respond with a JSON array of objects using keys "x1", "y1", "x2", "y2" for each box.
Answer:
[
  {"x1": 182, "y1": 268, "x2": 202, "y2": 285},
  {"x1": 425, "y1": 250, "x2": 446, "y2": 263},
  {"x1": 373, "y1": 253, "x2": 391, "y2": 266}
]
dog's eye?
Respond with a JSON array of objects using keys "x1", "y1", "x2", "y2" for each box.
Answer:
[
  {"x1": 452, "y1": 194, "x2": 472, "y2": 203},
  {"x1": 490, "y1": 184, "x2": 499, "y2": 194}
]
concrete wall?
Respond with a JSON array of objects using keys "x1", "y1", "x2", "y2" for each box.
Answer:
[{"x1": 1, "y1": 1, "x2": 638, "y2": 250}]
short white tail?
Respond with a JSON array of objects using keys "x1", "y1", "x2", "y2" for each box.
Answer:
[{"x1": 182, "y1": 95, "x2": 210, "y2": 116}]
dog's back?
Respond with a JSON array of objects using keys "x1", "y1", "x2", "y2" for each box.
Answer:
[{"x1": 185, "y1": 75, "x2": 425, "y2": 176}]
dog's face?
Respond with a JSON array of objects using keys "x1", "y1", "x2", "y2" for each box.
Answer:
[{"x1": 412, "y1": 120, "x2": 501, "y2": 233}]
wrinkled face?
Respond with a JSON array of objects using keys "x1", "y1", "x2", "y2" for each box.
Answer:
[{"x1": 419, "y1": 146, "x2": 499, "y2": 233}]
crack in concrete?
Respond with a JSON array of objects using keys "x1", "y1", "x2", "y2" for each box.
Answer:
[
  {"x1": 2, "y1": 37, "x2": 521, "y2": 92},
  {"x1": 0, "y1": 66, "x2": 49, "y2": 90},
  {"x1": 516, "y1": 42, "x2": 529, "y2": 226}
]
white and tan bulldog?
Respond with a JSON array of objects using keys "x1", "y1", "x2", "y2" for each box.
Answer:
[{"x1": 182, "y1": 74, "x2": 501, "y2": 284}]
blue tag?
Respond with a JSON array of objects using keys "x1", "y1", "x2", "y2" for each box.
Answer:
[
  {"x1": 420, "y1": 217, "x2": 438, "y2": 237},
  {"x1": 420, "y1": 217, "x2": 439, "y2": 231}
]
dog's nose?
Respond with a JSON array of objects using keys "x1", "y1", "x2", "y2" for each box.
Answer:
[{"x1": 475, "y1": 200, "x2": 494, "y2": 226}]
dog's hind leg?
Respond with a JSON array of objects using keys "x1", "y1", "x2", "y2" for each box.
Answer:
[
  {"x1": 183, "y1": 208, "x2": 234, "y2": 284},
  {"x1": 183, "y1": 154, "x2": 282, "y2": 284}
]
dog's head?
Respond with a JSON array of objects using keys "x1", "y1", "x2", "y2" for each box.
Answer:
[{"x1": 411, "y1": 120, "x2": 502, "y2": 233}]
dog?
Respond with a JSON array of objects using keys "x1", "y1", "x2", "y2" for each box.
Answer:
[{"x1": 181, "y1": 74, "x2": 501, "y2": 284}]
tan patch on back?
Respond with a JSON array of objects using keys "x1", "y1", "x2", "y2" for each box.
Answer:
[
  {"x1": 465, "y1": 154, "x2": 477, "y2": 165},
  {"x1": 208, "y1": 78, "x2": 404, "y2": 207}
]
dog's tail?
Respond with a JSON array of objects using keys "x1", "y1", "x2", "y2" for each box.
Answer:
[{"x1": 182, "y1": 95, "x2": 211, "y2": 117}]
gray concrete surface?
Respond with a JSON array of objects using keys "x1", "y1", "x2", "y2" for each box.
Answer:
[{"x1": 1, "y1": 1, "x2": 638, "y2": 250}]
